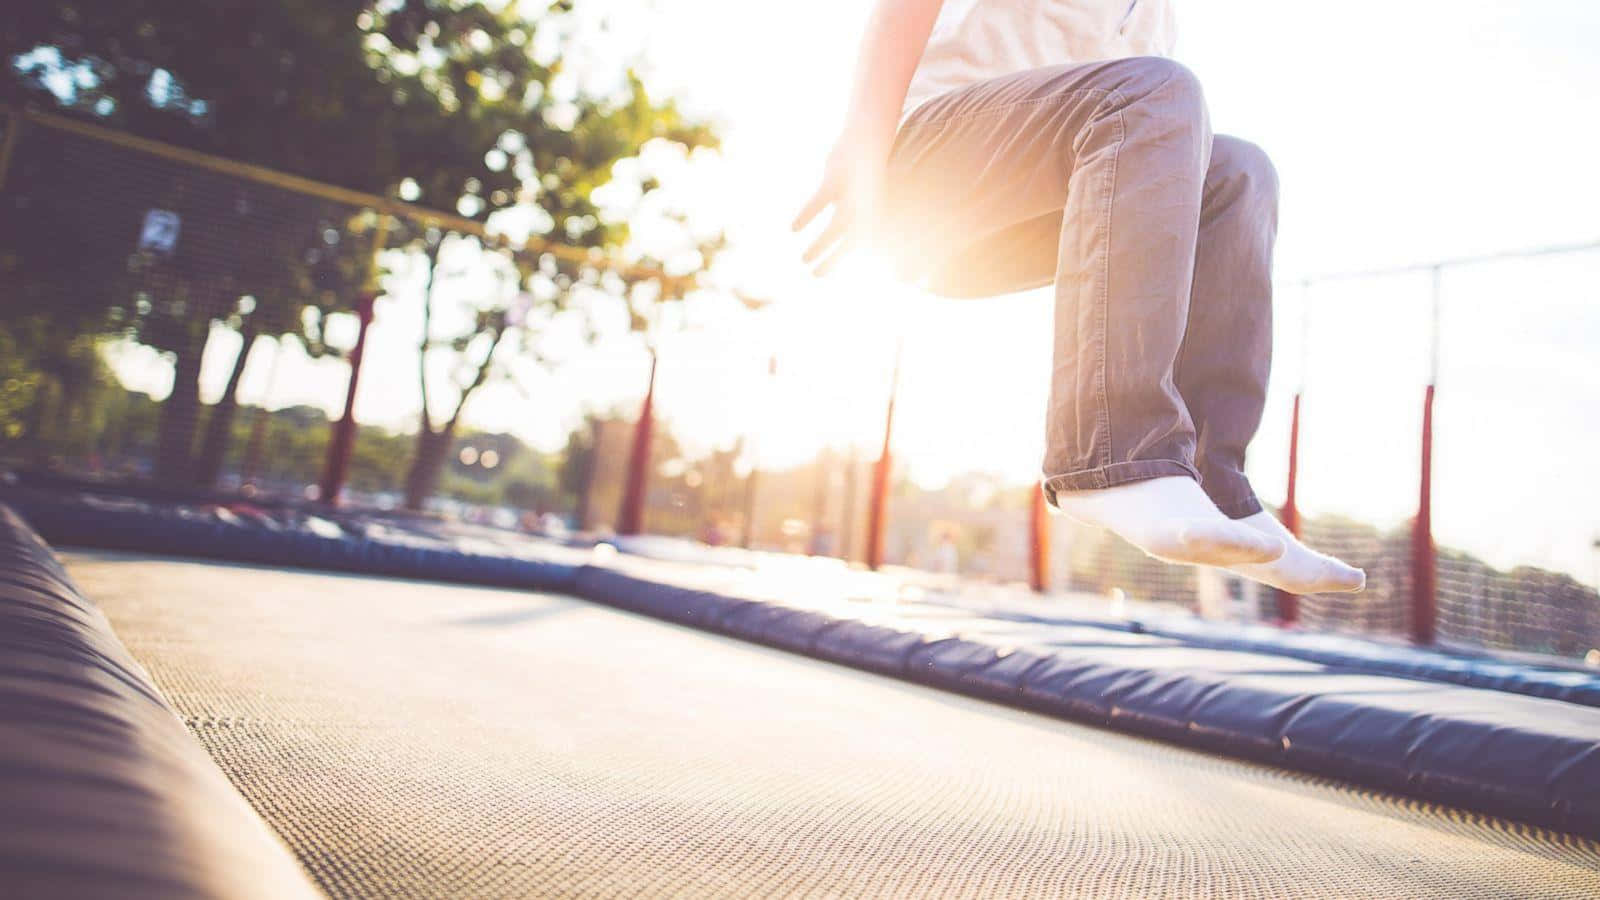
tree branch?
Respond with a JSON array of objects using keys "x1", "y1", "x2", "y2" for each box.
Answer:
[
  {"x1": 444, "y1": 322, "x2": 507, "y2": 433},
  {"x1": 417, "y1": 241, "x2": 442, "y2": 434}
]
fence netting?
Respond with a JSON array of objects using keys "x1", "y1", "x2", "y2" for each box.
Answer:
[
  {"x1": 1, "y1": 112, "x2": 379, "y2": 491},
  {"x1": 1286, "y1": 257, "x2": 1600, "y2": 657},
  {"x1": 1429, "y1": 254, "x2": 1600, "y2": 656}
]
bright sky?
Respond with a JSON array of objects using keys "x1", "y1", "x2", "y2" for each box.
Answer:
[{"x1": 110, "y1": 0, "x2": 1600, "y2": 585}]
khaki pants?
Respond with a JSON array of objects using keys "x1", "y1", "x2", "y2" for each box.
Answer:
[{"x1": 884, "y1": 56, "x2": 1276, "y2": 518}]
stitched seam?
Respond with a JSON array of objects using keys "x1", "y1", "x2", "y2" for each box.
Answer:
[{"x1": 1095, "y1": 89, "x2": 1127, "y2": 473}]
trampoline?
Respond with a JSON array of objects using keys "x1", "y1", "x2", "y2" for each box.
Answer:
[{"x1": 59, "y1": 549, "x2": 1600, "y2": 899}]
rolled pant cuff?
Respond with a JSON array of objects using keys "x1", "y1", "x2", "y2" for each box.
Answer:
[{"x1": 1043, "y1": 459, "x2": 1200, "y2": 505}]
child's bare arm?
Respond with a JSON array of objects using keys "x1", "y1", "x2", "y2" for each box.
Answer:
[
  {"x1": 793, "y1": 0, "x2": 945, "y2": 274},
  {"x1": 838, "y1": 0, "x2": 946, "y2": 152}
]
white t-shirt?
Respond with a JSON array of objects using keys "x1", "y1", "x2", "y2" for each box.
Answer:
[{"x1": 903, "y1": 0, "x2": 1178, "y2": 120}]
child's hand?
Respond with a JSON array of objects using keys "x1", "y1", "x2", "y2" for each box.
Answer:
[
  {"x1": 791, "y1": 0, "x2": 944, "y2": 275},
  {"x1": 792, "y1": 134, "x2": 893, "y2": 277}
]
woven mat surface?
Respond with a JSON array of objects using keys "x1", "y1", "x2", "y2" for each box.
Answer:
[{"x1": 64, "y1": 550, "x2": 1600, "y2": 899}]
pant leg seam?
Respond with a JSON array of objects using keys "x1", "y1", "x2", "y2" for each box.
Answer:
[{"x1": 1094, "y1": 90, "x2": 1129, "y2": 474}]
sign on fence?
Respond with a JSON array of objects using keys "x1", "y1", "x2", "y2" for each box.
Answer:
[{"x1": 138, "y1": 208, "x2": 181, "y2": 255}]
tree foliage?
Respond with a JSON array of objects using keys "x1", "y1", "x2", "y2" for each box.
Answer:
[{"x1": 3, "y1": 0, "x2": 725, "y2": 504}]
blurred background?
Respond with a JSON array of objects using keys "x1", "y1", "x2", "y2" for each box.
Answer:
[{"x1": 2, "y1": 0, "x2": 1597, "y2": 657}]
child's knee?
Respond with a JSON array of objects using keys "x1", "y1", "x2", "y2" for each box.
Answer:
[
  {"x1": 1107, "y1": 57, "x2": 1206, "y2": 115},
  {"x1": 1211, "y1": 136, "x2": 1280, "y2": 205}
]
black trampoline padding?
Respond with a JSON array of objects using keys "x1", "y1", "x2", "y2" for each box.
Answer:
[
  {"x1": 0, "y1": 506, "x2": 318, "y2": 899},
  {"x1": 3, "y1": 487, "x2": 583, "y2": 595},
  {"x1": 573, "y1": 563, "x2": 1600, "y2": 836},
  {"x1": 63, "y1": 549, "x2": 1600, "y2": 899}
]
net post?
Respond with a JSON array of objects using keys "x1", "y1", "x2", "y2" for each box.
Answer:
[
  {"x1": 317, "y1": 293, "x2": 376, "y2": 506},
  {"x1": 866, "y1": 340, "x2": 903, "y2": 571},
  {"x1": 1276, "y1": 391, "x2": 1303, "y2": 624},
  {"x1": 616, "y1": 351, "x2": 658, "y2": 536},
  {"x1": 1029, "y1": 481, "x2": 1051, "y2": 593},
  {"x1": 1276, "y1": 279, "x2": 1311, "y2": 624},
  {"x1": 316, "y1": 215, "x2": 389, "y2": 506},
  {"x1": 1410, "y1": 267, "x2": 1442, "y2": 645}
]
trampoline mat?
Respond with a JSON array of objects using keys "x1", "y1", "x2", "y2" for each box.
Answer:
[{"x1": 63, "y1": 550, "x2": 1600, "y2": 899}]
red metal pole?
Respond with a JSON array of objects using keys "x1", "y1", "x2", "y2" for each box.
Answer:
[
  {"x1": 1275, "y1": 391, "x2": 1303, "y2": 624},
  {"x1": 1029, "y1": 481, "x2": 1051, "y2": 592},
  {"x1": 866, "y1": 342, "x2": 902, "y2": 571},
  {"x1": 317, "y1": 292, "x2": 376, "y2": 505},
  {"x1": 1412, "y1": 382, "x2": 1438, "y2": 644},
  {"x1": 617, "y1": 351, "x2": 658, "y2": 536},
  {"x1": 1411, "y1": 268, "x2": 1441, "y2": 645}
]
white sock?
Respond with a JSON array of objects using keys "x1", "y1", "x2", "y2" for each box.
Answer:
[
  {"x1": 1053, "y1": 476, "x2": 1285, "y2": 566},
  {"x1": 1225, "y1": 510, "x2": 1365, "y2": 594}
]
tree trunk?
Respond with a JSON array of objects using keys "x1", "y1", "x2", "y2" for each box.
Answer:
[
  {"x1": 154, "y1": 329, "x2": 207, "y2": 484},
  {"x1": 195, "y1": 324, "x2": 259, "y2": 489},
  {"x1": 402, "y1": 425, "x2": 455, "y2": 511},
  {"x1": 402, "y1": 309, "x2": 503, "y2": 512}
]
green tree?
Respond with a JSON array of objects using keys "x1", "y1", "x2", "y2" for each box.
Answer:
[
  {"x1": 379, "y1": 2, "x2": 721, "y2": 509},
  {"x1": 0, "y1": 327, "x2": 43, "y2": 443},
  {"x1": 5, "y1": 1, "x2": 723, "y2": 501},
  {"x1": 5, "y1": 1, "x2": 398, "y2": 482}
]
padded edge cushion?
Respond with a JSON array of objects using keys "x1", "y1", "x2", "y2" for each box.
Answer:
[
  {"x1": 960, "y1": 648, "x2": 1053, "y2": 701},
  {"x1": 970, "y1": 604, "x2": 1600, "y2": 708},
  {"x1": 1130, "y1": 618, "x2": 1600, "y2": 708},
  {"x1": 713, "y1": 602, "x2": 838, "y2": 654},
  {"x1": 573, "y1": 567, "x2": 749, "y2": 628},
  {"x1": 574, "y1": 570, "x2": 1599, "y2": 836},
  {"x1": 1011, "y1": 653, "x2": 1600, "y2": 836},
  {"x1": 907, "y1": 638, "x2": 1005, "y2": 691},
  {"x1": 0, "y1": 503, "x2": 320, "y2": 899},
  {"x1": 5, "y1": 490, "x2": 581, "y2": 595},
  {"x1": 812, "y1": 621, "x2": 927, "y2": 676}
]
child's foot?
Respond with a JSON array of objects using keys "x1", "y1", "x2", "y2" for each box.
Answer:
[
  {"x1": 1225, "y1": 510, "x2": 1365, "y2": 594},
  {"x1": 1052, "y1": 476, "x2": 1285, "y2": 566}
]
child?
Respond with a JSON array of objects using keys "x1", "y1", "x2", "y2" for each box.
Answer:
[{"x1": 794, "y1": 0, "x2": 1363, "y2": 594}]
